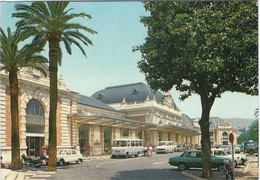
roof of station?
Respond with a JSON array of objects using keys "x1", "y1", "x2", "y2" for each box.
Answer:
[
  {"x1": 91, "y1": 82, "x2": 178, "y2": 109},
  {"x1": 77, "y1": 95, "x2": 118, "y2": 112}
]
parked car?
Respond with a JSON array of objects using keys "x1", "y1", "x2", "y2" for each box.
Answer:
[
  {"x1": 244, "y1": 141, "x2": 258, "y2": 154},
  {"x1": 57, "y1": 149, "x2": 83, "y2": 166},
  {"x1": 156, "y1": 141, "x2": 177, "y2": 154},
  {"x1": 176, "y1": 144, "x2": 185, "y2": 152},
  {"x1": 211, "y1": 148, "x2": 247, "y2": 166},
  {"x1": 168, "y1": 150, "x2": 230, "y2": 171},
  {"x1": 233, "y1": 145, "x2": 241, "y2": 154}
]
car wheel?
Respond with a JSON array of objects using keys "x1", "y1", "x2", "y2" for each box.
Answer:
[
  {"x1": 58, "y1": 159, "x2": 65, "y2": 166},
  {"x1": 178, "y1": 163, "x2": 186, "y2": 171},
  {"x1": 235, "y1": 161, "x2": 238, "y2": 167},
  {"x1": 76, "y1": 158, "x2": 82, "y2": 164},
  {"x1": 241, "y1": 158, "x2": 245, "y2": 165},
  {"x1": 136, "y1": 152, "x2": 139, "y2": 157},
  {"x1": 217, "y1": 164, "x2": 225, "y2": 172}
]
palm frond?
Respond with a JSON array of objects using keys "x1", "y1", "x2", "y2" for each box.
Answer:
[
  {"x1": 61, "y1": 23, "x2": 97, "y2": 34},
  {"x1": 64, "y1": 30, "x2": 94, "y2": 46},
  {"x1": 61, "y1": 35, "x2": 72, "y2": 55}
]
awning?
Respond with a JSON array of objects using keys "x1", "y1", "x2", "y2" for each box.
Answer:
[{"x1": 73, "y1": 113, "x2": 200, "y2": 135}]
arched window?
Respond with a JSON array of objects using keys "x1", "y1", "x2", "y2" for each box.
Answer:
[
  {"x1": 25, "y1": 99, "x2": 45, "y2": 157},
  {"x1": 222, "y1": 132, "x2": 228, "y2": 145},
  {"x1": 26, "y1": 99, "x2": 44, "y2": 133},
  {"x1": 26, "y1": 99, "x2": 43, "y2": 116}
]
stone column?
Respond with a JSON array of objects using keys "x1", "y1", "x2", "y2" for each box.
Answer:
[
  {"x1": 142, "y1": 130, "x2": 145, "y2": 145},
  {"x1": 100, "y1": 126, "x2": 104, "y2": 155},
  {"x1": 88, "y1": 124, "x2": 94, "y2": 155}
]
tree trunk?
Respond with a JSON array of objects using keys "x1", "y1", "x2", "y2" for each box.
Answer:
[
  {"x1": 9, "y1": 70, "x2": 22, "y2": 170},
  {"x1": 199, "y1": 95, "x2": 213, "y2": 178},
  {"x1": 47, "y1": 38, "x2": 59, "y2": 171}
]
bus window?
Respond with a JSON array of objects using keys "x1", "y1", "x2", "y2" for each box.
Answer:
[
  {"x1": 113, "y1": 140, "x2": 127, "y2": 147},
  {"x1": 127, "y1": 140, "x2": 131, "y2": 147},
  {"x1": 135, "y1": 141, "x2": 139, "y2": 147},
  {"x1": 139, "y1": 141, "x2": 142, "y2": 146},
  {"x1": 131, "y1": 141, "x2": 135, "y2": 147}
]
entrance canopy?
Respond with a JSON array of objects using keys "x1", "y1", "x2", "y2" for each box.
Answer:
[{"x1": 73, "y1": 113, "x2": 200, "y2": 136}]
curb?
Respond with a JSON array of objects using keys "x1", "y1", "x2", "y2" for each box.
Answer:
[
  {"x1": 84, "y1": 155, "x2": 110, "y2": 161},
  {"x1": 181, "y1": 171, "x2": 206, "y2": 180}
]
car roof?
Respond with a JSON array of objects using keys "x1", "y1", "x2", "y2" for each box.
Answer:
[
  {"x1": 185, "y1": 150, "x2": 202, "y2": 152},
  {"x1": 211, "y1": 148, "x2": 225, "y2": 150}
]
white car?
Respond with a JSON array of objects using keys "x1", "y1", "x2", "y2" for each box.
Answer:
[
  {"x1": 57, "y1": 149, "x2": 83, "y2": 166},
  {"x1": 156, "y1": 141, "x2": 177, "y2": 154},
  {"x1": 211, "y1": 148, "x2": 247, "y2": 166}
]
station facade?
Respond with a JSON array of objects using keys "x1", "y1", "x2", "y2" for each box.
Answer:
[{"x1": 1, "y1": 65, "x2": 200, "y2": 163}]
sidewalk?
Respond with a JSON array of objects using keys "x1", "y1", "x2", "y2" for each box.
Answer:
[
  {"x1": 1, "y1": 155, "x2": 111, "y2": 180},
  {"x1": 182, "y1": 156, "x2": 259, "y2": 180}
]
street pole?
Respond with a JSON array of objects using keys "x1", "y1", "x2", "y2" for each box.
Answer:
[
  {"x1": 229, "y1": 133, "x2": 235, "y2": 180},
  {"x1": 232, "y1": 142, "x2": 235, "y2": 180}
]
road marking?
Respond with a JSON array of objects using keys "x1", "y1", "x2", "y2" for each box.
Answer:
[{"x1": 153, "y1": 161, "x2": 165, "y2": 165}]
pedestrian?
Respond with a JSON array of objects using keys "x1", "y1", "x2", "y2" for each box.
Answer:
[
  {"x1": 148, "y1": 145, "x2": 153, "y2": 157},
  {"x1": 40, "y1": 145, "x2": 47, "y2": 165},
  {"x1": 76, "y1": 143, "x2": 80, "y2": 154}
]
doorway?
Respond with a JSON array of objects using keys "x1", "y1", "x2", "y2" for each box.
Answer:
[
  {"x1": 79, "y1": 124, "x2": 89, "y2": 156},
  {"x1": 104, "y1": 127, "x2": 111, "y2": 155},
  {"x1": 26, "y1": 137, "x2": 44, "y2": 157}
]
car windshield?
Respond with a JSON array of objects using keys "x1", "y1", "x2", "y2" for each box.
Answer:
[
  {"x1": 113, "y1": 141, "x2": 127, "y2": 147},
  {"x1": 224, "y1": 149, "x2": 231, "y2": 155},
  {"x1": 180, "y1": 152, "x2": 186, "y2": 157},
  {"x1": 158, "y1": 142, "x2": 166, "y2": 146}
]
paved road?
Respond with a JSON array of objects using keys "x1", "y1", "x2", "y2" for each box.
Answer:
[{"x1": 49, "y1": 152, "x2": 189, "y2": 180}]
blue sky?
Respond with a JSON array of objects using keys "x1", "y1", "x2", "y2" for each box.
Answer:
[{"x1": 1, "y1": 2, "x2": 258, "y2": 119}]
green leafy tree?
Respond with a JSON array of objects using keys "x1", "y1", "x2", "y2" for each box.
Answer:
[
  {"x1": 237, "y1": 133, "x2": 250, "y2": 144},
  {"x1": 134, "y1": 2, "x2": 257, "y2": 178},
  {"x1": 13, "y1": 2, "x2": 96, "y2": 171},
  {"x1": 0, "y1": 27, "x2": 47, "y2": 170},
  {"x1": 249, "y1": 120, "x2": 258, "y2": 142}
]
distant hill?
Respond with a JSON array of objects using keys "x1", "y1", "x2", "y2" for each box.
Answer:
[{"x1": 223, "y1": 118, "x2": 255, "y2": 128}]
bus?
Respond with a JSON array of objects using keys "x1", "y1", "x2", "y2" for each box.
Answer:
[{"x1": 111, "y1": 139, "x2": 144, "y2": 158}]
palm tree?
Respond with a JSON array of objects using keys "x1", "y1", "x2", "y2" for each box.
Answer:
[
  {"x1": 13, "y1": 2, "x2": 97, "y2": 171},
  {"x1": 0, "y1": 27, "x2": 47, "y2": 170}
]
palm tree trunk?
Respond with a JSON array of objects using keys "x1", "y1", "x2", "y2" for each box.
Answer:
[
  {"x1": 47, "y1": 38, "x2": 59, "y2": 171},
  {"x1": 9, "y1": 70, "x2": 22, "y2": 170},
  {"x1": 199, "y1": 95, "x2": 213, "y2": 178}
]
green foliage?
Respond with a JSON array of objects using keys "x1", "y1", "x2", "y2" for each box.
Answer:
[
  {"x1": 134, "y1": 2, "x2": 258, "y2": 99},
  {"x1": 237, "y1": 133, "x2": 250, "y2": 144},
  {"x1": 249, "y1": 120, "x2": 258, "y2": 142},
  {"x1": 13, "y1": 2, "x2": 97, "y2": 63},
  {"x1": 134, "y1": 2, "x2": 257, "y2": 177},
  {"x1": 0, "y1": 27, "x2": 48, "y2": 73}
]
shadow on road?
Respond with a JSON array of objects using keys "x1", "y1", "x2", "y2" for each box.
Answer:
[{"x1": 110, "y1": 168, "x2": 188, "y2": 180}]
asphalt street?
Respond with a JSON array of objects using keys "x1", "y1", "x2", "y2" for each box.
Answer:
[{"x1": 49, "y1": 152, "x2": 189, "y2": 180}]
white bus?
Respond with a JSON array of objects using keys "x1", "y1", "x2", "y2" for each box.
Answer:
[
  {"x1": 156, "y1": 141, "x2": 177, "y2": 154},
  {"x1": 111, "y1": 139, "x2": 144, "y2": 158}
]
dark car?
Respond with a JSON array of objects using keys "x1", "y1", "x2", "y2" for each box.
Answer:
[
  {"x1": 168, "y1": 150, "x2": 230, "y2": 171},
  {"x1": 244, "y1": 141, "x2": 258, "y2": 154}
]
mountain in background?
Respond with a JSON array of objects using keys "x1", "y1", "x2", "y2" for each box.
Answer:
[{"x1": 223, "y1": 118, "x2": 255, "y2": 128}]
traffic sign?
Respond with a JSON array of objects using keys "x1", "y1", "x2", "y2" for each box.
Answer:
[{"x1": 229, "y1": 133, "x2": 234, "y2": 144}]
